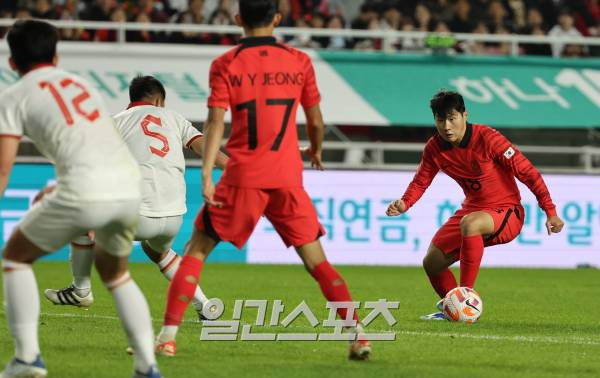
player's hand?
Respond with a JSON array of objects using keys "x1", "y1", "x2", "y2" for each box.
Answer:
[
  {"x1": 202, "y1": 176, "x2": 223, "y2": 208},
  {"x1": 386, "y1": 199, "x2": 406, "y2": 216},
  {"x1": 302, "y1": 147, "x2": 324, "y2": 171},
  {"x1": 545, "y1": 215, "x2": 564, "y2": 235},
  {"x1": 32, "y1": 184, "x2": 56, "y2": 205}
]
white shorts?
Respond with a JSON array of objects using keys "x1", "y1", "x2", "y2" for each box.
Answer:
[
  {"x1": 19, "y1": 191, "x2": 140, "y2": 257},
  {"x1": 135, "y1": 215, "x2": 183, "y2": 253}
]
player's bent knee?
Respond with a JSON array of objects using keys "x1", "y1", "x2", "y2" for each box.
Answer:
[{"x1": 460, "y1": 214, "x2": 484, "y2": 236}]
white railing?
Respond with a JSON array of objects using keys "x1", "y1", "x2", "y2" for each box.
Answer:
[
  {"x1": 1, "y1": 19, "x2": 600, "y2": 56},
  {"x1": 15, "y1": 141, "x2": 600, "y2": 174}
]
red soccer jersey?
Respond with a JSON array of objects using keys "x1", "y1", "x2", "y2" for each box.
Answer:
[
  {"x1": 401, "y1": 123, "x2": 557, "y2": 217},
  {"x1": 207, "y1": 36, "x2": 321, "y2": 188}
]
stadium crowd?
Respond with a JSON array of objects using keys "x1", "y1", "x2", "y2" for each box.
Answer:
[{"x1": 0, "y1": 0, "x2": 598, "y2": 56}]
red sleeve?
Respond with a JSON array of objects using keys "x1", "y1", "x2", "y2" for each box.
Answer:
[
  {"x1": 401, "y1": 141, "x2": 439, "y2": 210},
  {"x1": 300, "y1": 53, "x2": 320, "y2": 109},
  {"x1": 484, "y1": 128, "x2": 557, "y2": 217},
  {"x1": 207, "y1": 58, "x2": 230, "y2": 110}
]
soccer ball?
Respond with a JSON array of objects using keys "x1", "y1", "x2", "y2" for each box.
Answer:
[{"x1": 442, "y1": 287, "x2": 483, "y2": 323}]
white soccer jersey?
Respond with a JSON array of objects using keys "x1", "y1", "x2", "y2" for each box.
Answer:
[
  {"x1": 112, "y1": 103, "x2": 202, "y2": 217},
  {"x1": 0, "y1": 66, "x2": 140, "y2": 202}
]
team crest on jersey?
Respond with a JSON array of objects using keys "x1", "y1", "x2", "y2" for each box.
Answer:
[{"x1": 503, "y1": 147, "x2": 515, "y2": 159}]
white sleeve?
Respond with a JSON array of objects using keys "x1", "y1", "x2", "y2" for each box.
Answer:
[
  {"x1": 176, "y1": 113, "x2": 202, "y2": 148},
  {"x1": 0, "y1": 93, "x2": 24, "y2": 138}
]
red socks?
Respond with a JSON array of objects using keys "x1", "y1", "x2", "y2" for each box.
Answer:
[
  {"x1": 459, "y1": 235, "x2": 484, "y2": 288},
  {"x1": 164, "y1": 255, "x2": 203, "y2": 326},
  {"x1": 427, "y1": 268, "x2": 457, "y2": 298},
  {"x1": 311, "y1": 261, "x2": 358, "y2": 321}
]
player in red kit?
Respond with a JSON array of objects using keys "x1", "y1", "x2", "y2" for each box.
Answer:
[
  {"x1": 386, "y1": 91, "x2": 565, "y2": 320},
  {"x1": 156, "y1": 0, "x2": 371, "y2": 360}
]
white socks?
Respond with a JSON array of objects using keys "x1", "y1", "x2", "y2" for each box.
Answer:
[
  {"x1": 105, "y1": 272, "x2": 156, "y2": 373},
  {"x1": 2, "y1": 259, "x2": 40, "y2": 363},
  {"x1": 158, "y1": 249, "x2": 208, "y2": 311},
  {"x1": 70, "y1": 235, "x2": 95, "y2": 296}
]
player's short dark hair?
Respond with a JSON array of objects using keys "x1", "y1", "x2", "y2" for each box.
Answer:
[
  {"x1": 430, "y1": 90, "x2": 466, "y2": 119},
  {"x1": 129, "y1": 75, "x2": 166, "y2": 102},
  {"x1": 7, "y1": 20, "x2": 59, "y2": 73},
  {"x1": 239, "y1": 0, "x2": 278, "y2": 28}
]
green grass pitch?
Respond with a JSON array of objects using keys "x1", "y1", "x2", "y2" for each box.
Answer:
[{"x1": 1, "y1": 263, "x2": 599, "y2": 377}]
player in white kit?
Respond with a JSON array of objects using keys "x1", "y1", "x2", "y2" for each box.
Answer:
[
  {"x1": 43, "y1": 76, "x2": 227, "y2": 320},
  {"x1": 0, "y1": 21, "x2": 160, "y2": 378}
]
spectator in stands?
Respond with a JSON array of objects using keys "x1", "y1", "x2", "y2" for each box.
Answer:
[
  {"x1": 170, "y1": 0, "x2": 208, "y2": 44},
  {"x1": 590, "y1": 19, "x2": 600, "y2": 56},
  {"x1": 350, "y1": 3, "x2": 379, "y2": 49},
  {"x1": 414, "y1": 3, "x2": 435, "y2": 32},
  {"x1": 290, "y1": 0, "x2": 325, "y2": 21},
  {"x1": 449, "y1": 0, "x2": 475, "y2": 33},
  {"x1": 433, "y1": 20, "x2": 450, "y2": 32},
  {"x1": 524, "y1": 0, "x2": 558, "y2": 28},
  {"x1": 312, "y1": 12, "x2": 334, "y2": 48},
  {"x1": 278, "y1": 0, "x2": 294, "y2": 27},
  {"x1": 465, "y1": 21, "x2": 490, "y2": 54},
  {"x1": 58, "y1": 0, "x2": 88, "y2": 41},
  {"x1": 426, "y1": 0, "x2": 454, "y2": 23},
  {"x1": 31, "y1": 0, "x2": 57, "y2": 19},
  {"x1": 380, "y1": 3, "x2": 402, "y2": 51},
  {"x1": 548, "y1": 8, "x2": 583, "y2": 57},
  {"x1": 325, "y1": 14, "x2": 349, "y2": 49},
  {"x1": 14, "y1": 7, "x2": 32, "y2": 19},
  {"x1": 520, "y1": 7, "x2": 552, "y2": 56},
  {"x1": 208, "y1": 7, "x2": 236, "y2": 45},
  {"x1": 486, "y1": 0, "x2": 514, "y2": 32},
  {"x1": 203, "y1": 0, "x2": 236, "y2": 21},
  {"x1": 96, "y1": 6, "x2": 126, "y2": 41},
  {"x1": 127, "y1": 12, "x2": 156, "y2": 42},
  {"x1": 80, "y1": 0, "x2": 111, "y2": 21},
  {"x1": 287, "y1": 17, "x2": 321, "y2": 48},
  {"x1": 488, "y1": 24, "x2": 512, "y2": 54},
  {"x1": 138, "y1": 0, "x2": 169, "y2": 23}
]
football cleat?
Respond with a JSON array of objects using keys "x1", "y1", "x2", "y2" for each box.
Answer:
[
  {"x1": 436, "y1": 299, "x2": 444, "y2": 311},
  {"x1": 0, "y1": 355, "x2": 47, "y2": 378},
  {"x1": 196, "y1": 303, "x2": 219, "y2": 322},
  {"x1": 349, "y1": 339, "x2": 371, "y2": 361},
  {"x1": 420, "y1": 311, "x2": 448, "y2": 321},
  {"x1": 347, "y1": 324, "x2": 371, "y2": 361},
  {"x1": 44, "y1": 285, "x2": 93, "y2": 308},
  {"x1": 154, "y1": 340, "x2": 176, "y2": 357},
  {"x1": 132, "y1": 365, "x2": 162, "y2": 378}
]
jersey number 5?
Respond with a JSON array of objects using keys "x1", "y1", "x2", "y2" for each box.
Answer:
[
  {"x1": 39, "y1": 79, "x2": 99, "y2": 126},
  {"x1": 236, "y1": 98, "x2": 294, "y2": 151},
  {"x1": 140, "y1": 114, "x2": 170, "y2": 157}
]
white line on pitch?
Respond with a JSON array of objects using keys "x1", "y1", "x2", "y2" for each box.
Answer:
[{"x1": 2, "y1": 310, "x2": 598, "y2": 347}]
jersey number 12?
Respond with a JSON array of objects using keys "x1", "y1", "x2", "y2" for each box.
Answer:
[{"x1": 39, "y1": 79, "x2": 99, "y2": 126}]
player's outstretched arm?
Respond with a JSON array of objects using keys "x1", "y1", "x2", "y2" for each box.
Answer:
[
  {"x1": 189, "y1": 137, "x2": 229, "y2": 170},
  {"x1": 485, "y1": 128, "x2": 564, "y2": 234},
  {"x1": 201, "y1": 106, "x2": 226, "y2": 207},
  {"x1": 0, "y1": 136, "x2": 19, "y2": 196},
  {"x1": 392, "y1": 142, "x2": 439, "y2": 215},
  {"x1": 302, "y1": 104, "x2": 324, "y2": 171}
]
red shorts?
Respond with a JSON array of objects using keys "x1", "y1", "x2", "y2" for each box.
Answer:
[
  {"x1": 432, "y1": 205, "x2": 525, "y2": 255},
  {"x1": 194, "y1": 183, "x2": 325, "y2": 249}
]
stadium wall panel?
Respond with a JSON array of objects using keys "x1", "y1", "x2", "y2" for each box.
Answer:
[{"x1": 1, "y1": 164, "x2": 598, "y2": 268}]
